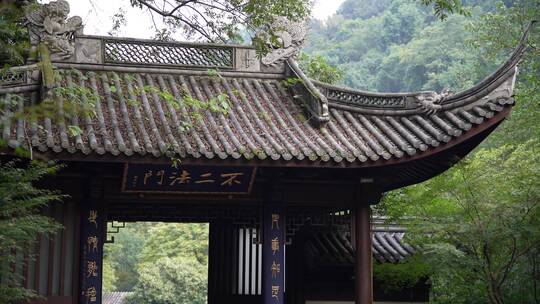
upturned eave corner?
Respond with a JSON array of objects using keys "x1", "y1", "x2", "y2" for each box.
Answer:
[{"x1": 311, "y1": 21, "x2": 537, "y2": 117}]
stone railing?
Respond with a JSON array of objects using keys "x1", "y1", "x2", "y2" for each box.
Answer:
[
  {"x1": 103, "y1": 38, "x2": 234, "y2": 68},
  {"x1": 0, "y1": 69, "x2": 26, "y2": 87},
  {"x1": 68, "y1": 36, "x2": 270, "y2": 73}
]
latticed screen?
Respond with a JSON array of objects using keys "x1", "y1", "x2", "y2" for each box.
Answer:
[
  {"x1": 236, "y1": 227, "x2": 263, "y2": 295},
  {"x1": 0, "y1": 70, "x2": 26, "y2": 86},
  {"x1": 103, "y1": 39, "x2": 234, "y2": 68},
  {"x1": 327, "y1": 89, "x2": 406, "y2": 108}
]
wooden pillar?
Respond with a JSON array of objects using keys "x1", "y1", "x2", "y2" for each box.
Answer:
[
  {"x1": 262, "y1": 204, "x2": 285, "y2": 304},
  {"x1": 79, "y1": 176, "x2": 105, "y2": 304},
  {"x1": 354, "y1": 203, "x2": 372, "y2": 304}
]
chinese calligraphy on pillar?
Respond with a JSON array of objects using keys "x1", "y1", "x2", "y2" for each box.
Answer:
[
  {"x1": 79, "y1": 206, "x2": 104, "y2": 304},
  {"x1": 263, "y1": 205, "x2": 284, "y2": 303},
  {"x1": 122, "y1": 164, "x2": 256, "y2": 194}
]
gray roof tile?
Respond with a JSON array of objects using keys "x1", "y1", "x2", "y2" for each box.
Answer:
[
  {"x1": 306, "y1": 229, "x2": 415, "y2": 264},
  {"x1": 0, "y1": 66, "x2": 515, "y2": 166},
  {"x1": 1, "y1": 25, "x2": 529, "y2": 168},
  {"x1": 103, "y1": 292, "x2": 133, "y2": 304}
]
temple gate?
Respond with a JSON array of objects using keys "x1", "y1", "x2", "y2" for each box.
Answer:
[{"x1": 0, "y1": 2, "x2": 534, "y2": 303}]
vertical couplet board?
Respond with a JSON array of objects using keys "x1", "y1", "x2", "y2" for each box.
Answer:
[
  {"x1": 263, "y1": 205, "x2": 285, "y2": 304},
  {"x1": 79, "y1": 202, "x2": 105, "y2": 304}
]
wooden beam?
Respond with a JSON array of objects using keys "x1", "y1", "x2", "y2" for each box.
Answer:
[
  {"x1": 354, "y1": 203, "x2": 372, "y2": 304},
  {"x1": 59, "y1": 203, "x2": 68, "y2": 296},
  {"x1": 47, "y1": 204, "x2": 55, "y2": 296}
]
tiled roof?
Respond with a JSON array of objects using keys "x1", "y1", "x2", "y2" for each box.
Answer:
[
  {"x1": 304, "y1": 227, "x2": 414, "y2": 264},
  {"x1": 0, "y1": 65, "x2": 517, "y2": 164},
  {"x1": 103, "y1": 292, "x2": 133, "y2": 304},
  {"x1": 0, "y1": 28, "x2": 529, "y2": 169}
]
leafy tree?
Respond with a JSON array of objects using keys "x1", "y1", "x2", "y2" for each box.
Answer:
[
  {"x1": 304, "y1": 0, "x2": 495, "y2": 92},
  {"x1": 139, "y1": 223, "x2": 209, "y2": 266},
  {"x1": 312, "y1": 1, "x2": 538, "y2": 302},
  {"x1": 336, "y1": 0, "x2": 391, "y2": 20},
  {"x1": 102, "y1": 257, "x2": 118, "y2": 293},
  {"x1": 371, "y1": 2, "x2": 539, "y2": 301},
  {"x1": 125, "y1": 0, "x2": 468, "y2": 50},
  {"x1": 127, "y1": 0, "x2": 311, "y2": 50},
  {"x1": 103, "y1": 222, "x2": 209, "y2": 293},
  {"x1": 379, "y1": 141, "x2": 540, "y2": 303},
  {"x1": 467, "y1": 0, "x2": 540, "y2": 146},
  {"x1": 374, "y1": 13, "x2": 495, "y2": 92},
  {"x1": 373, "y1": 255, "x2": 430, "y2": 293},
  {"x1": 104, "y1": 222, "x2": 157, "y2": 291},
  {"x1": 418, "y1": 0, "x2": 470, "y2": 19},
  {"x1": 126, "y1": 257, "x2": 207, "y2": 304},
  {"x1": 298, "y1": 53, "x2": 343, "y2": 84},
  {"x1": 0, "y1": 1, "x2": 33, "y2": 68},
  {"x1": 0, "y1": 161, "x2": 63, "y2": 304}
]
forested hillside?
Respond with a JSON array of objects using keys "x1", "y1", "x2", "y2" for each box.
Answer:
[{"x1": 305, "y1": 0, "x2": 513, "y2": 92}]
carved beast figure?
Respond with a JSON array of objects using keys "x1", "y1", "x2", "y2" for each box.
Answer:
[
  {"x1": 261, "y1": 16, "x2": 307, "y2": 66},
  {"x1": 25, "y1": 0, "x2": 84, "y2": 60},
  {"x1": 414, "y1": 89, "x2": 453, "y2": 115}
]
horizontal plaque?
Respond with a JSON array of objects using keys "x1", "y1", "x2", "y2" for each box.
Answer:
[{"x1": 122, "y1": 163, "x2": 256, "y2": 194}]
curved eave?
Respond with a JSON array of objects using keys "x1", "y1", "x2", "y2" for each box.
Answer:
[
  {"x1": 10, "y1": 100, "x2": 511, "y2": 173},
  {"x1": 0, "y1": 72, "x2": 514, "y2": 174},
  {"x1": 0, "y1": 26, "x2": 530, "y2": 187},
  {"x1": 378, "y1": 116, "x2": 506, "y2": 191},
  {"x1": 314, "y1": 21, "x2": 535, "y2": 116}
]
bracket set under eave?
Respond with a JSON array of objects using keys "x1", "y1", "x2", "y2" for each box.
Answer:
[{"x1": 285, "y1": 59, "x2": 330, "y2": 127}]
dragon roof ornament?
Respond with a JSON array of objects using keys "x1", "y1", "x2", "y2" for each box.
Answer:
[
  {"x1": 25, "y1": 0, "x2": 84, "y2": 60},
  {"x1": 414, "y1": 89, "x2": 453, "y2": 115},
  {"x1": 261, "y1": 16, "x2": 307, "y2": 67}
]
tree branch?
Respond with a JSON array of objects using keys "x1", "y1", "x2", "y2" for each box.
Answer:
[{"x1": 135, "y1": 0, "x2": 197, "y2": 17}]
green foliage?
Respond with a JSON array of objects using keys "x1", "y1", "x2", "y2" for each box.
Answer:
[
  {"x1": 127, "y1": 0, "x2": 310, "y2": 55},
  {"x1": 139, "y1": 223, "x2": 209, "y2": 266},
  {"x1": 0, "y1": 161, "x2": 64, "y2": 304},
  {"x1": 374, "y1": 255, "x2": 430, "y2": 293},
  {"x1": 467, "y1": 0, "x2": 540, "y2": 146},
  {"x1": 336, "y1": 0, "x2": 391, "y2": 20},
  {"x1": 305, "y1": 1, "x2": 500, "y2": 92},
  {"x1": 418, "y1": 0, "x2": 470, "y2": 20},
  {"x1": 104, "y1": 222, "x2": 156, "y2": 291},
  {"x1": 298, "y1": 53, "x2": 343, "y2": 84},
  {"x1": 337, "y1": 0, "x2": 468, "y2": 21},
  {"x1": 126, "y1": 257, "x2": 207, "y2": 304},
  {"x1": 103, "y1": 222, "x2": 209, "y2": 297},
  {"x1": 0, "y1": 1, "x2": 32, "y2": 67},
  {"x1": 102, "y1": 257, "x2": 118, "y2": 293},
  {"x1": 378, "y1": 141, "x2": 540, "y2": 303}
]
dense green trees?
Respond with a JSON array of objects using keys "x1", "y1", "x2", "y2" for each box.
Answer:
[
  {"x1": 0, "y1": 161, "x2": 63, "y2": 303},
  {"x1": 103, "y1": 223, "x2": 154, "y2": 292},
  {"x1": 0, "y1": 1, "x2": 32, "y2": 68},
  {"x1": 378, "y1": 141, "x2": 540, "y2": 303},
  {"x1": 305, "y1": 0, "x2": 509, "y2": 92},
  {"x1": 103, "y1": 223, "x2": 209, "y2": 303},
  {"x1": 127, "y1": 258, "x2": 207, "y2": 304}
]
